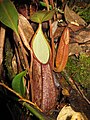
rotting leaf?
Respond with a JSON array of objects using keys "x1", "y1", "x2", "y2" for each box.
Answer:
[
  {"x1": 30, "y1": 9, "x2": 55, "y2": 23},
  {"x1": 31, "y1": 24, "x2": 50, "y2": 64},
  {"x1": 54, "y1": 27, "x2": 69, "y2": 72},
  {"x1": 64, "y1": 5, "x2": 87, "y2": 26},
  {"x1": 0, "y1": 0, "x2": 18, "y2": 36}
]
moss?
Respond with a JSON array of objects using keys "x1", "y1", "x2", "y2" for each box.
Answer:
[
  {"x1": 66, "y1": 53, "x2": 90, "y2": 89},
  {"x1": 75, "y1": 4, "x2": 90, "y2": 22},
  {"x1": 79, "y1": 7, "x2": 90, "y2": 22},
  {"x1": 4, "y1": 38, "x2": 16, "y2": 80}
]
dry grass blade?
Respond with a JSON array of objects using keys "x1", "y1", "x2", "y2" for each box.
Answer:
[
  {"x1": 18, "y1": 25, "x2": 31, "y2": 50},
  {"x1": 0, "y1": 26, "x2": 5, "y2": 73}
]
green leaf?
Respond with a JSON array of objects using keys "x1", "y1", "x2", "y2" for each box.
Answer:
[
  {"x1": 12, "y1": 70, "x2": 27, "y2": 97},
  {"x1": 30, "y1": 9, "x2": 55, "y2": 23},
  {"x1": 32, "y1": 24, "x2": 50, "y2": 64},
  {"x1": 0, "y1": 0, "x2": 18, "y2": 36},
  {"x1": 39, "y1": 1, "x2": 52, "y2": 10}
]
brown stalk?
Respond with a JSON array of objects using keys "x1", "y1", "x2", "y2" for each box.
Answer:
[
  {"x1": 0, "y1": 82, "x2": 42, "y2": 110},
  {"x1": 49, "y1": 21, "x2": 55, "y2": 68},
  {"x1": 43, "y1": 0, "x2": 49, "y2": 10},
  {"x1": 18, "y1": 25, "x2": 31, "y2": 51},
  {"x1": 50, "y1": 0, "x2": 54, "y2": 8},
  {"x1": 44, "y1": 0, "x2": 55, "y2": 68},
  {"x1": 13, "y1": 33, "x2": 31, "y2": 79},
  {"x1": 13, "y1": 32, "x2": 33, "y2": 99},
  {"x1": 18, "y1": 25, "x2": 33, "y2": 74},
  {"x1": 18, "y1": 25, "x2": 34, "y2": 96},
  {"x1": 14, "y1": 47, "x2": 22, "y2": 72},
  {"x1": 0, "y1": 25, "x2": 5, "y2": 74}
]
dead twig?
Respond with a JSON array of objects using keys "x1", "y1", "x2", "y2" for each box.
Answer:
[
  {"x1": 0, "y1": 82, "x2": 42, "y2": 111},
  {"x1": 44, "y1": 0, "x2": 55, "y2": 68},
  {"x1": 0, "y1": 26, "x2": 5, "y2": 67}
]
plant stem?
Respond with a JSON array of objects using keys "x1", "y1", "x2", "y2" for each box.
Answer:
[
  {"x1": 0, "y1": 82, "x2": 55, "y2": 120},
  {"x1": 23, "y1": 102, "x2": 55, "y2": 120},
  {"x1": 23, "y1": 102, "x2": 46, "y2": 120}
]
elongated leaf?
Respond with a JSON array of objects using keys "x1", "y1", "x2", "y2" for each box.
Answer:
[
  {"x1": 30, "y1": 9, "x2": 55, "y2": 23},
  {"x1": 31, "y1": 24, "x2": 50, "y2": 64},
  {"x1": 54, "y1": 27, "x2": 69, "y2": 72},
  {"x1": 0, "y1": 0, "x2": 18, "y2": 35},
  {"x1": 12, "y1": 70, "x2": 27, "y2": 97}
]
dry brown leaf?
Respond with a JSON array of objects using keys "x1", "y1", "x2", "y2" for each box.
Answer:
[
  {"x1": 74, "y1": 29, "x2": 90, "y2": 43},
  {"x1": 57, "y1": 106, "x2": 88, "y2": 120},
  {"x1": 19, "y1": 14, "x2": 34, "y2": 42},
  {"x1": 68, "y1": 23, "x2": 84, "y2": 32},
  {"x1": 52, "y1": 21, "x2": 58, "y2": 36},
  {"x1": 64, "y1": 5, "x2": 87, "y2": 26},
  {"x1": 69, "y1": 43, "x2": 82, "y2": 56}
]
